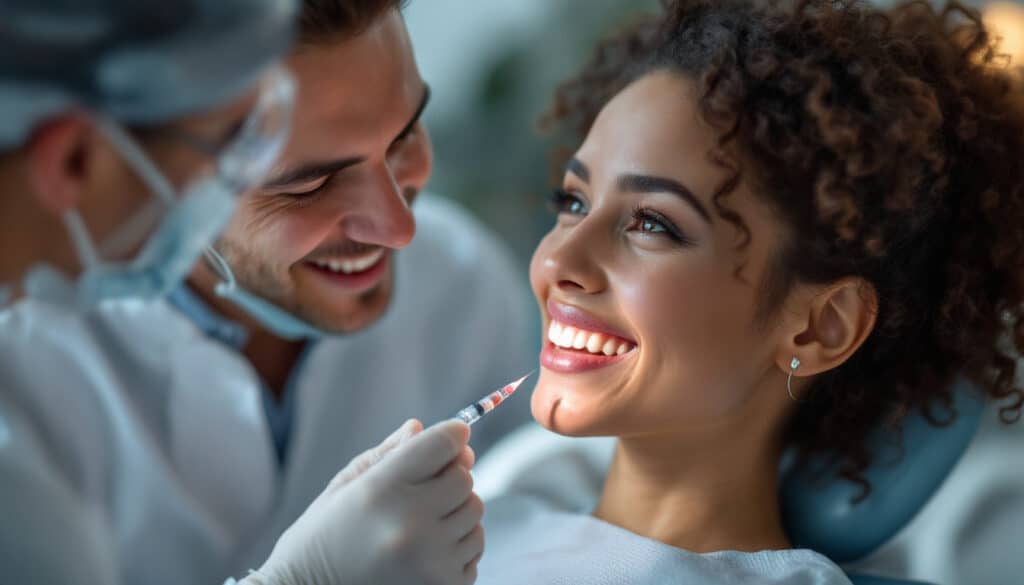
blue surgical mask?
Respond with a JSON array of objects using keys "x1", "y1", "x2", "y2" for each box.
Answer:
[
  {"x1": 3, "y1": 66, "x2": 295, "y2": 310},
  {"x1": 204, "y1": 248, "x2": 326, "y2": 340},
  {"x1": 22, "y1": 164, "x2": 237, "y2": 307}
]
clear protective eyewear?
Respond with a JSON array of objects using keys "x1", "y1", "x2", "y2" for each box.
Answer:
[
  {"x1": 91, "y1": 64, "x2": 297, "y2": 261},
  {"x1": 156, "y1": 65, "x2": 297, "y2": 194}
]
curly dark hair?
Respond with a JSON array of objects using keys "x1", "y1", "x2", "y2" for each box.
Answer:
[{"x1": 545, "y1": 0, "x2": 1024, "y2": 491}]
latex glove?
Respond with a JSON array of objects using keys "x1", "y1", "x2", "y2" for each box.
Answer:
[{"x1": 242, "y1": 419, "x2": 484, "y2": 585}]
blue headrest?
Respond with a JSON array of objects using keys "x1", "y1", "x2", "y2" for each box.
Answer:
[{"x1": 780, "y1": 376, "x2": 985, "y2": 563}]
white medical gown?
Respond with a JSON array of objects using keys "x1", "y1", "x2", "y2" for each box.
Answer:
[
  {"x1": 477, "y1": 493, "x2": 852, "y2": 585},
  {"x1": 473, "y1": 396, "x2": 1024, "y2": 585},
  {"x1": 0, "y1": 195, "x2": 536, "y2": 585}
]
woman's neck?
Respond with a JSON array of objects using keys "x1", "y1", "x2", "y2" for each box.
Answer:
[{"x1": 593, "y1": 428, "x2": 789, "y2": 554}]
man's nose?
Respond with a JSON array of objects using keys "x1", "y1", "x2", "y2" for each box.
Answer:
[{"x1": 337, "y1": 164, "x2": 416, "y2": 249}]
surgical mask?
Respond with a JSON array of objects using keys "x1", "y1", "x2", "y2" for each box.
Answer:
[
  {"x1": 204, "y1": 247, "x2": 327, "y2": 340},
  {"x1": 6, "y1": 66, "x2": 295, "y2": 310}
]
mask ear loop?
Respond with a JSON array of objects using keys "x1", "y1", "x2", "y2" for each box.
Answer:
[
  {"x1": 203, "y1": 247, "x2": 237, "y2": 296},
  {"x1": 94, "y1": 117, "x2": 178, "y2": 206},
  {"x1": 63, "y1": 211, "x2": 101, "y2": 270},
  {"x1": 81, "y1": 116, "x2": 181, "y2": 264},
  {"x1": 787, "y1": 357, "x2": 802, "y2": 402}
]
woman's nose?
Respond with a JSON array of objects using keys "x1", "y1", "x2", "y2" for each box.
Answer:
[{"x1": 534, "y1": 220, "x2": 608, "y2": 296}]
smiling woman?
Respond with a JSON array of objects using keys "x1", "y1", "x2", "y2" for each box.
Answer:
[{"x1": 475, "y1": 1, "x2": 1024, "y2": 584}]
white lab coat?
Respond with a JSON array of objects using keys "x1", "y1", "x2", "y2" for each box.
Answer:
[{"x1": 0, "y1": 195, "x2": 536, "y2": 585}]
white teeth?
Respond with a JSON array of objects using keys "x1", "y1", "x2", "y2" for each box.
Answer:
[
  {"x1": 572, "y1": 330, "x2": 588, "y2": 349},
  {"x1": 602, "y1": 339, "x2": 617, "y2": 356},
  {"x1": 548, "y1": 322, "x2": 563, "y2": 344},
  {"x1": 547, "y1": 320, "x2": 636, "y2": 356},
  {"x1": 313, "y1": 250, "x2": 384, "y2": 274},
  {"x1": 558, "y1": 327, "x2": 577, "y2": 347}
]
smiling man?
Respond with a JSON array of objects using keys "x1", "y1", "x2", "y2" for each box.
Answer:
[
  {"x1": 168, "y1": 0, "x2": 534, "y2": 571},
  {"x1": 194, "y1": 10, "x2": 436, "y2": 347},
  {"x1": 0, "y1": 0, "x2": 533, "y2": 582}
]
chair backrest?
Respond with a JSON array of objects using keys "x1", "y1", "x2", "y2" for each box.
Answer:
[{"x1": 779, "y1": 376, "x2": 985, "y2": 584}]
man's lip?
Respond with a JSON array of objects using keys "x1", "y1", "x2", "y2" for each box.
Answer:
[
  {"x1": 302, "y1": 251, "x2": 390, "y2": 293},
  {"x1": 546, "y1": 299, "x2": 636, "y2": 344},
  {"x1": 305, "y1": 247, "x2": 385, "y2": 264}
]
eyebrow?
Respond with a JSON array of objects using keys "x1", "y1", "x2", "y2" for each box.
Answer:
[
  {"x1": 566, "y1": 157, "x2": 590, "y2": 183},
  {"x1": 618, "y1": 174, "x2": 712, "y2": 223},
  {"x1": 566, "y1": 157, "x2": 712, "y2": 223},
  {"x1": 395, "y1": 84, "x2": 431, "y2": 142},
  {"x1": 262, "y1": 84, "x2": 432, "y2": 190}
]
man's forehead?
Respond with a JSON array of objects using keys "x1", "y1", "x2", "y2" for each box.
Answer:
[
  {"x1": 264, "y1": 22, "x2": 426, "y2": 182},
  {"x1": 286, "y1": 17, "x2": 422, "y2": 135}
]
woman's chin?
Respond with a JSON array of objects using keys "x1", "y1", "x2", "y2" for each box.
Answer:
[{"x1": 530, "y1": 377, "x2": 606, "y2": 437}]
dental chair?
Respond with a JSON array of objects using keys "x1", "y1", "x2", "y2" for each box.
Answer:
[{"x1": 781, "y1": 375, "x2": 986, "y2": 585}]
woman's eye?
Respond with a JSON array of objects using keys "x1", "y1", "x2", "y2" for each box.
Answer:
[
  {"x1": 548, "y1": 189, "x2": 588, "y2": 215},
  {"x1": 639, "y1": 218, "x2": 667, "y2": 233},
  {"x1": 629, "y1": 207, "x2": 690, "y2": 245}
]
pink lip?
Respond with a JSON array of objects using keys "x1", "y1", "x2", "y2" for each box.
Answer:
[
  {"x1": 541, "y1": 343, "x2": 633, "y2": 374},
  {"x1": 546, "y1": 299, "x2": 636, "y2": 344},
  {"x1": 303, "y1": 252, "x2": 390, "y2": 294}
]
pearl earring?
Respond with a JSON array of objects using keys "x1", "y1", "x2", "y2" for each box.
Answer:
[{"x1": 787, "y1": 357, "x2": 801, "y2": 402}]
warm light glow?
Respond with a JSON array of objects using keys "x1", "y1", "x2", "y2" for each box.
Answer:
[{"x1": 985, "y1": 2, "x2": 1024, "y2": 66}]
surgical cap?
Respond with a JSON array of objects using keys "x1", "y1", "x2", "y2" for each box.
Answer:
[{"x1": 0, "y1": 0, "x2": 297, "y2": 148}]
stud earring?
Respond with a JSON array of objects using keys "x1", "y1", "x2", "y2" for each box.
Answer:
[{"x1": 787, "y1": 357, "x2": 801, "y2": 402}]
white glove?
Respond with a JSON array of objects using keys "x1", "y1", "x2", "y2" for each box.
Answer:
[{"x1": 241, "y1": 419, "x2": 484, "y2": 585}]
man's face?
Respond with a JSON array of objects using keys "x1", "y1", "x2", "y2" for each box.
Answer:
[{"x1": 212, "y1": 10, "x2": 432, "y2": 333}]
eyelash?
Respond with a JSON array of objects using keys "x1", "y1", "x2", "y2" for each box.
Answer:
[
  {"x1": 629, "y1": 205, "x2": 689, "y2": 244},
  {"x1": 547, "y1": 189, "x2": 690, "y2": 244},
  {"x1": 548, "y1": 189, "x2": 587, "y2": 215},
  {"x1": 282, "y1": 179, "x2": 330, "y2": 204}
]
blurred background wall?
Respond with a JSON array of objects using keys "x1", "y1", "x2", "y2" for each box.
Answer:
[{"x1": 404, "y1": 0, "x2": 1024, "y2": 271}]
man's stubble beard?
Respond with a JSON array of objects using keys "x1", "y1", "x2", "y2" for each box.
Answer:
[{"x1": 214, "y1": 236, "x2": 394, "y2": 334}]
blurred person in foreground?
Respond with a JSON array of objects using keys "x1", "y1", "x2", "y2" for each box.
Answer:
[{"x1": 0, "y1": 1, "x2": 517, "y2": 584}]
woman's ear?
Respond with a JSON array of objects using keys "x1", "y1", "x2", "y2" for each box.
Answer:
[
  {"x1": 776, "y1": 277, "x2": 878, "y2": 383},
  {"x1": 25, "y1": 114, "x2": 101, "y2": 216}
]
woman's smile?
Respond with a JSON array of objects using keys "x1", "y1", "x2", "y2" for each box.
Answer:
[{"x1": 541, "y1": 298, "x2": 638, "y2": 374}]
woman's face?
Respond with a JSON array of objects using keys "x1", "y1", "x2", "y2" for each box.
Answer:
[{"x1": 530, "y1": 71, "x2": 794, "y2": 438}]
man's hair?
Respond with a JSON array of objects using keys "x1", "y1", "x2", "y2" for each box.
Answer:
[{"x1": 299, "y1": 0, "x2": 409, "y2": 44}]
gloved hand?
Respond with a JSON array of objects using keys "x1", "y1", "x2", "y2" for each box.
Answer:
[{"x1": 241, "y1": 419, "x2": 484, "y2": 585}]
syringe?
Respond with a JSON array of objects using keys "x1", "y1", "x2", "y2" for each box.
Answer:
[{"x1": 453, "y1": 371, "x2": 534, "y2": 426}]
